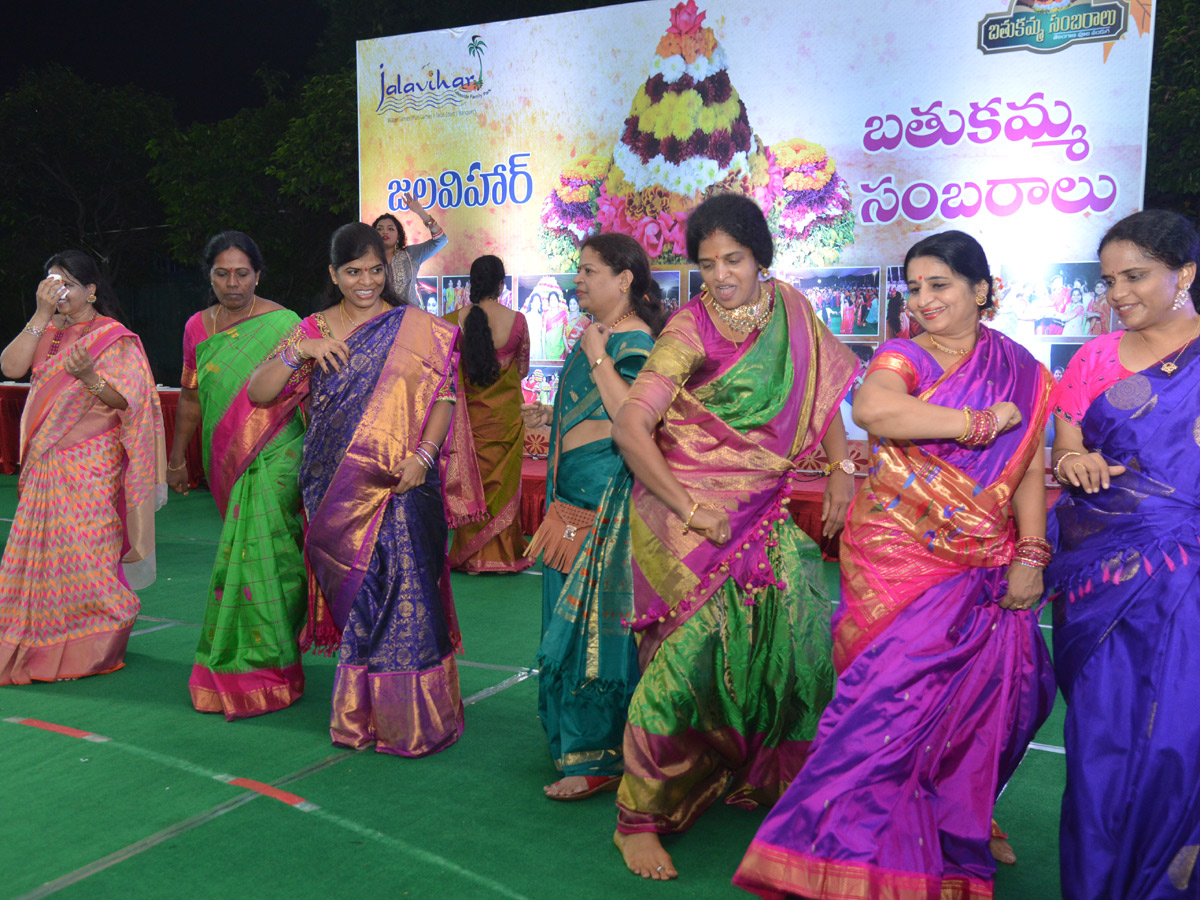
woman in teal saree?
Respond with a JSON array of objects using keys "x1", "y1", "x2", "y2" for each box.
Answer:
[
  {"x1": 167, "y1": 232, "x2": 308, "y2": 720},
  {"x1": 524, "y1": 233, "x2": 668, "y2": 800}
]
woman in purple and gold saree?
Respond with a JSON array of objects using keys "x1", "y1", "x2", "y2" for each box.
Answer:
[
  {"x1": 0, "y1": 251, "x2": 164, "y2": 683},
  {"x1": 736, "y1": 231, "x2": 1056, "y2": 900},
  {"x1": 249, "y1": 223, "x2": 484, "y2": 757},
  {"x1": 1048, "y1": 210, "x2": 1200, "y2": 900},
  {"x1": 610, "y1": 195, "x2": 859, "y2": 880},
  {"x1": 168, "y1": 232, "x2": 308, "y2": 720}
]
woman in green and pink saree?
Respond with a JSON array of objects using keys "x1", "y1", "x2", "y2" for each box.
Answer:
[{"x1": 168, "y1": 232, "x2": 308, "y2": 720}]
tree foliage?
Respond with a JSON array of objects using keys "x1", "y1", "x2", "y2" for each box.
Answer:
[
  {"x1": 0, "y1": 65, "x2": 175, "y2": 316},
  {"x1": 1146, "y1": 0, "x2": 1200, "y2": 214}
]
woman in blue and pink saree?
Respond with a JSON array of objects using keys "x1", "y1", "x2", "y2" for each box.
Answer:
[
  {"x1": 249, "y1": 223, "x2": 484, "y2": 757},
  {"x1": 736, "y1": 231, "x2": 1056, "y2": 900},
  {"x1": 1048, "y1": 210, "x2": 1200, "y2": 900},
  {"x1": 611, "y1": 195, "x2": 860, "y2": 880}
]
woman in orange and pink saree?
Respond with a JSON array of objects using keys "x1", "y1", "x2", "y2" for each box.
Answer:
[
  {"x1": 610, "y1": 195, "x2": 860, "y2": 880},
  {"x1": 445, "y1": 255, "x2": 532, "y2": 573},
  {"x1": 736, "y1": 231, "x2": 1056, "y2": 900},
  {"x1": 0, "y1": 251, "x2": 164, "y2": 683},
  {"x1": 249, "y1": 223, "x2": 484, "y2": 756},
  {"x1": 167, "y1": 232, "x2": 308, "y2": 720}
]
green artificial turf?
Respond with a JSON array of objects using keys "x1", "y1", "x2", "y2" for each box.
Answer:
[{"x1": 0, "y1": 476, "x2": 1066, "y2": 899}]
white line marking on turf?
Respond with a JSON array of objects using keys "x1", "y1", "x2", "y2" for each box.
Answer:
[
  {"x1": 464, "y1": 670, "x2": 534, "y2": 705},
  {"x1": 129, "y1": 623, "x2": 179, "y2": 637},
  {"x1": 1029, "y1": 741, "x2": 1066, "y2": 755},
  {"x1": 459, "y1": 661, "x2": 535, "y2": 674}
]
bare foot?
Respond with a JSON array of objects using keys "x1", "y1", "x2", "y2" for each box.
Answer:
[
  {"x1": 989, "y1": 834, "x2": 1017, "y2": 865},
  {"x1": 614, "y1": 830, "x2": 678, "y2": 880}
]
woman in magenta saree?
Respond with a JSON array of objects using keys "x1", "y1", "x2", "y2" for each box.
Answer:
[
  {"x1": 736, "y1": 231, "x2": 1056, "y2": 900},
  {"x1": 250, "y1": 223, "x2": 484, "y2": 757},
  {"x1": 611, "y1": 195, "x2": 859, "y2": 880},
  {"x1": 1048, "y1": 210, "x2": 1200, "y2": 900}
]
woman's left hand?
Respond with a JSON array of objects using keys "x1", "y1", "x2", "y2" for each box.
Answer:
[
  {"x1": 999, "y1": 562, "x2": 1043, "y2": 610},
  {"x1": 63, "y1": 344, "x2": 96, "y2": 381},
  {"x1": 390, "y1": 454, "x2": 430, "y2": 495},
  {"x1": 821, "y1": 469, "x2": 855, "y2": 538},
  {"x1": 579, "y1": 322, "x2": 609, "y2": 363}
]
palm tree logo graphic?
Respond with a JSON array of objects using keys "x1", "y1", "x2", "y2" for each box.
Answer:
[{"x1": 468, "y1": 35, "x2": 487, "y2": 89}]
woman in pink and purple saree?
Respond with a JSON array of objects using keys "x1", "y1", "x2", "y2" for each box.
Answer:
[
  {"x1": 610, "y1": 195, "x2": 860, "y2": 880},
  {"x1": 249, "y1": 223, "x2": 484, "y2": 757},
  {"x1": 0, "y1": 251, "x2": 164, "y2": 683},
  {"x1": 1048, "y1": 210, "x2": 1200, "y2": 900},
  {"x1": 735, "y1": 231, "x2": 1056, "y2": 900},
  {"x1": 168, "y1": 232, "x2": 309, "y2": 720}
]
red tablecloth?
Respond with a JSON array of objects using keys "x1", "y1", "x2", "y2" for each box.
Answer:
[
  {"x1": 0, "y1": 383, "x2": 204, "y2": 488},
  {"x1": 521, "y1": 457, "x2": 1061, "y2": 560}
]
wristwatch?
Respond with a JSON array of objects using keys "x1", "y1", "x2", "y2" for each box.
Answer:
[{"x1": 823, "y1": 458, "x2": 855, "y2": 476}]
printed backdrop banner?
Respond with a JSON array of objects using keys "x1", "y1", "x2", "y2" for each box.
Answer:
[{"x1": 357, "y1": 0, "x2": 1153, "y2": 278}]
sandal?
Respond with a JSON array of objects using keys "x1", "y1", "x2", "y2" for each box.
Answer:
[{"x1": 545, "y1": 774, "x2": 621, "y2": 801}]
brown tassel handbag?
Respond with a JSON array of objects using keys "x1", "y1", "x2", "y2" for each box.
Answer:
[{"x1": 523, "y1": 432, "x2": 596, "y2": 573}]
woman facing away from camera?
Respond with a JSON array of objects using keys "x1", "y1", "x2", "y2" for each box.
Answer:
[
  {"x1": 445, "y1": 255, "x2": 532, "y2": 573},
  {"x1": 0, "y1": 251, "x2": 164, "y2": 683}
]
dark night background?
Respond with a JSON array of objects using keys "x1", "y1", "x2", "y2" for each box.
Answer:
[{"x1": 1, "y1": 0, "x2": 1196, "y2": 382}]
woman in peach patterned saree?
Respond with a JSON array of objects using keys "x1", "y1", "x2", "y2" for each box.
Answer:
[{"x1": 0, "y1": 251, "x2": 164, "y2": 683}]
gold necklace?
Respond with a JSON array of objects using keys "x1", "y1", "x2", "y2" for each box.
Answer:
[
  {"x1": 340, "y1": 299, "x2": 388, "y2": 335},
  {"x1": 707, "y1": 281, "x2": 773, "y2": 333},
  {"x1": 929, "y1": 334, "x2": 972, "y2": 356},
  {"x1": 608, "y1": 307, "x2": 637, "y2": 329},
  {"x1": 212, "y1": 295, "x2": 257, "y2": 332},
  {"x1": 1139, "y1": 316, "x2": 1200, "y2": 375}
]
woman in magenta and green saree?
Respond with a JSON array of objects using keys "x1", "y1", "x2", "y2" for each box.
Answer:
[
  {"x1": 0, "y1": 251, "x2": 164, "y2": 683},
  {"x1": 609, "y1": 194, "x2": 860, "y2": 880},
  {"x1": 166, "y1": 232, "x2": 309, "y2": 720},
  {"x1": 735, "y1": 231, "x2": 1056, "y2": 900},
  {"x1": 249, "y1": 223, "x2": 485, "y2": 757},
  {"x1": 1048, "y1": 210, "x2": 1200, "y2": 900}
]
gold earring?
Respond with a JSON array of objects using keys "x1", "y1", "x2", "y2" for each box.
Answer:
[
  {"x1": 87, "y1": 294, "x2": 96, "y2": 304},
  {"x1": 759, "y1": 266, "x2": 770, "y2": 279},
  {"x1": 976, "y1": 294, "x2": 987, "y2": 307}
]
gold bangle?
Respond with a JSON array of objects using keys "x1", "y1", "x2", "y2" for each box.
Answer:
[
  {"x1": 958, "y1": 407, "x2": 973, "y2": 442},
  {"x1": 167, "y1": 461, "x2": 188, "y2": 472},
  {"x1": 591, "y1": 354, "x2": 609, "y2": 371},
  {"x1": 86, "y1": 378, "x2": 107, "y2": 397},
  {"x1": 682, "y1": 501, "x2": 701, "y2": 535},
  {"x1": 1054, "y1": 451, "x2": 1084, "y2": 485}
]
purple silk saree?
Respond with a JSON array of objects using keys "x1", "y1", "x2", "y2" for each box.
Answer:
[
  {"x1": 297, "y1": 305, "x2": 484, "y2": 757},
  {"x1": 736, "y1": 326, "x2": 1056, "y2": 900},
  {"x1": 1048, "y1": 339, "x2": 1200, "y2": 900}
]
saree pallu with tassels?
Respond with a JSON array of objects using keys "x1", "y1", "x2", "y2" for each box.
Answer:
[
  {"x1": 536, "y1": 330, "x2": 653, "y2": 780},
  {"x1": 296, "y1": 305, "x2": 485, "y2": 757},
  {"x1": 736, "y1": 326, "x2": 1056, "y2": 900},
  {"x1": 616, "y1": 281, "x2": 858, "y2": 836},
  {"x1": 185, "y1": 309, "x2": 309, "y2": 720},
  {"x1": 445, "y1": 309, "x2": 532, "y2": 573},
  {"x1": 1048, "y1": 341, "x2": 1200, "y2": 900},
  {"x1": 0, "y1": 319, "x2": 164, "y2": 683}
]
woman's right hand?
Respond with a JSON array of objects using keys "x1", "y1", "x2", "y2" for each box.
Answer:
[
  {"x1": 987, "y1": 401, "x2": 1023, "y2": 435},
  {"x1": 298, "y1": 338, "x2": 350, "y2": 374},
  {"x1": 1058, "y1": 450, "x2": 1126, "y2": 493},
  {"x1": 166, "y1": 464, "x2": 189, "y2": 496},
  {"x1": 35, "y1": 275, "x2": 67, "y2": 319},
  {"x1": 688, "y1": 504, "x2": 731, "y2": 547},
  {"x1": 520, "y1": 402, "x2": 550, "y2": 428}
]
